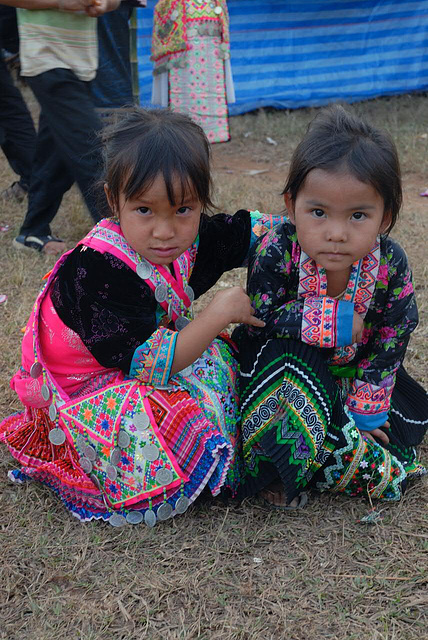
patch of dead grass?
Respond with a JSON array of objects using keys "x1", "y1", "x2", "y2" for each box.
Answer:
[{"x1": 0, "y1": 92, "x2": 427, "y2": 640}]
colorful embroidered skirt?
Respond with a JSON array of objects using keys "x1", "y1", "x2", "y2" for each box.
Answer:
[
  {"x1": 237, "y1": 337, "x2": 427, "y2": 503},
  {"x1": 0, "y1": 338, "x2": 242, "y2": 526}
]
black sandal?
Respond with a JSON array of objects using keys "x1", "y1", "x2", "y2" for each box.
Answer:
[{"x1": 13, "y1": 234, "x2": 65, "y2": 253}]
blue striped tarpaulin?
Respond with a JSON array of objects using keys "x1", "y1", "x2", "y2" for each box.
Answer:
[{"x1": 137, "y1": 0, "x2": 428, "y2": 115}]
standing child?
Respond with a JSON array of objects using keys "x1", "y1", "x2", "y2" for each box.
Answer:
[
  {"x1": 0, "y1": 108, "x2": 283, "y2": 527},
  {"x1": 234, "y1": 105, "x2": 427, "y2": 508}
]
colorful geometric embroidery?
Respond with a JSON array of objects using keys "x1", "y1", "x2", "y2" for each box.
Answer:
[
  {"x1": 316, "y1": 417, "x2": 406, "y2": 501},
  {"x1": 130, "y1": 328, "x2": 178, "y2": 386},
  {"x1": 343, "y1": 242, "x2": 380, "y2": 317},
  {"x1": 346, "y1": 379, "x2": 393, "y2": 415},
  {"x1": 298, "y1": 251, "x2": 328, "y2": 299},
  {"x1": 151, "y1": 0, "x2": 230, "y2": 68},
  {"x1": 59, "y1": 381, "x2": 186, "y2": 508},
  {"x1": 301, "y1": 296, "x2": 338, "y2": 347}
]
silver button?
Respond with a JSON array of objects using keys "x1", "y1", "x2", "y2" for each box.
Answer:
[
  {"x1": 126, "y1": 510, "x2": 144, "y2": 525},
  {"x1": 133, "y1": 412, "x2": 150, "y2": 430},
  {"x1": 41, "y1": 384, "x2": 50, "y2": 401},
  {"x1": 136, "y1": 259, "x2": 153, "y2": 280},
  {"x1": 117, "y1": 429, "x2": 131, "y2": 449},
  {"x1": 157, "y1": 502, "x2": 173, "y2": 521},
  {"x1": 155, "y1": 283, "x2": 168, "y2": 303},
  {"x1": 156, "y1": 468, "x2": 173, "y2": 486},
  {"x1": 30, "y1": 362, "x2": 42, "y2": 378},
  {"x1": 106, "y1": 464, "x2": 118, "y2": 481},
  {"x1": 184, "y1": 285, "x2": 194, "y2": 303},
  {"x1": 110, "y1": 447, "x2": 121, "y2": 465},
  {"x1": 79, "y1": 457, "x2": 93, "y2": 474},
  {"x1": 84, "y1": 444, "x2": 97, "y2": 461},
  {"x1": 175, "y1": 496, "x2": 190, "y2": 514},
  {"x1": 141, "y1": 444, "x2": 159, "y2": 462},
  {"x1": 48, "y1": 404, "x2": 57, "y2": 421},
  {"x1": 144, "y1": 510, "x2": 157, "y2": 527},
  {"x1": 90, "y1": 473, "x2": 102, "y2": 490},
  {"x1": 109, "y1": 513, "x2": 127, "y2": 527},
  {"x1": 48, "y1": 428, "x2": 66, "y2": 446}
]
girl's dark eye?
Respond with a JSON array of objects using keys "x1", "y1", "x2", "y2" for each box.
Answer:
[
  {"x1": 137, "y1": 207, "x2": 151, "y2": 215},
  {"x1": 352, "y1": 212, "x2": 366, "y2": 220},
  {"x1": 312, "y1": 209, "x2": 325, "y2": 218}
]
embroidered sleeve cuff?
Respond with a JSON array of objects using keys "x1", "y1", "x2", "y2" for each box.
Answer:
[
  {"x1": 301, "y1": 296, "x2": 340, "y2": 348},
  {"x1": 349, "y1": 409, "x2": 389, "y2": 431},
  {"x1": 129, "y1": 328, "x2": 178, "y2": 386},
  {"x1": 346, "y1": 378, "x2": 393, "y2": 429},
  {"x1": 249, "y1": 210, "x2": 283, "y2": 248},
  {"x1": 336, "y1": 300, "x2": 355, "y2": 347}
]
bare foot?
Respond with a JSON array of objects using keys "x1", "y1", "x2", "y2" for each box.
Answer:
[
  {"x1": 42, "y1": 240, "x2": 66, "y2": 256},
  {"x1": 259, "y1": 482, "x2": 301, "y2": 508}
]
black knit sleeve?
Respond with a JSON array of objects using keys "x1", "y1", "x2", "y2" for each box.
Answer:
[{"x1": 50, "y1": 246, "x2": 157, "y2": 372}]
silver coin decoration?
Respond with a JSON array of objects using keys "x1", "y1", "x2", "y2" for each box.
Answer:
[
  {"x1": 175, "y1": 316, "x2": 190, "y2": 331},
  {"x1": 157, "y1": 502, "x2": 173, "y2": 521},
  {"x1": 144, "y1": 510, "x2": 156, "y2": 527},
  {"x1": 117, "y1": 429, "x2": 131, "y2": 449},
  {"x1": 110, "y1": 447, "x2": 122, "y2": 465},
  {"x1": 84, "y1": 444, "x2": 97, "y2": 461},
  {"x1": 133, "y1": 412, "x2": 150, "y2": 430},
  {"x1": 167, "y1": 301, "x2": 174, "y2": 318},
  {"x1": 109, "y1": 513, "x2": 127, "y2": 528},
  {"x1": 184, "y1": 285, "x2": 194, "y2": 303},
  {"x1": 90, "y1": 473, "x2": 102, "y2": 490},
  {"x1": 106, "y1": 464, "x2": 118, "y2": 481},
  {"x1": 136, "y1": 259, "x2": 153, "y2": 280},
  {"x1": 175, "y1": 496, "x2": 190, "y2": 514},
  {"x1": 48, "y1": 404, "x2": 57, "y2": 421},
  {"x1": 48, "y1": 428, "x2": 66, "y2": 446},
  {"x1": 126, "y1": 510, "x2": 144, "y2": 525},
  {"x1": 76, "y1": 434, "x2": 86, "y2": 450},
  {"x1": 141, "y1": 443, "x2": 160, "y2": 462},
  {"x1": 79, "y1": 456, "x2": 93, "y2": 474},
  {"x1": 155, "y1": 468, "x2": 173, "y2": 486},
  {"x1": 214, "y1": 5, "x2": 222, "y2": 14},
  {"x1": 41, "y1": 384, "x2": 50, "y2": 401},
  {"x1": 154, "y1": 283, "x2": 168, "y2": 303},
  {"x1": 30, "y1": 362, "x2": 42, "y2": 379}
]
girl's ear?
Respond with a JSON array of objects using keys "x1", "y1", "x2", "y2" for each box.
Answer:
[
  {"x1": 284, "y1": 192, "x2": 295, "y2": 223},
  {"x1": 380, "y1": 210, "x2": 392, "y2": 234},
  {"x1": 104, "y1": 183, "x2": 115, "y2": 214}
]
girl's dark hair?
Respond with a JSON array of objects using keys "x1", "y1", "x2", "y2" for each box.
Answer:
[
  {"x1": 283, "y1": 104, "x2": 402, "y2": 233},
  {"x1": 102, "y1": 107, "x2": 213, "y2": 212}
]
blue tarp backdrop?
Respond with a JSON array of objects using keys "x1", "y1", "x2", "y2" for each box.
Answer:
[{"x1": 136, "y1": 0, "x2": 428, "y2": 115}]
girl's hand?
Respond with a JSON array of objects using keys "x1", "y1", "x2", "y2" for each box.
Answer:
[
  {"x1": 352, "y1": 312, "x2": 364, "y2": 344},
  {"x1": 208, "y1": 287, "x2": 266, "y2": 328},
  {"x1": 361, "y1": 421, "x2": 390, "y2": 446}
]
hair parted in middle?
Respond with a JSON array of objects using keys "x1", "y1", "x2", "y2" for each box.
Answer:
[
  {"x1": 282, "y1": 104, "x2": 402, "y2": 233},
  {"x1": 102, "y1": 107, "x2": 213, "y2": 213}
]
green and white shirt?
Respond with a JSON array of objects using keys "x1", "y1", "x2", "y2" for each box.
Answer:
[{"x1": 17, "y1": 9, "x2": 98, "y2": 81}]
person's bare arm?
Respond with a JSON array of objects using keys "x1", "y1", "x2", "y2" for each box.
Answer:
[
  {"x1": 170, "y1": 287, "x2": 265, "y2": 375},
  {"x1": 0, "y1": 0, "x2": 119, "y2": 13}
]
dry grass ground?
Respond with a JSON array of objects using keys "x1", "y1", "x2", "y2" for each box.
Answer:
[{"x1": 0, "y1": 91, "x2": 427, "y2": 640}]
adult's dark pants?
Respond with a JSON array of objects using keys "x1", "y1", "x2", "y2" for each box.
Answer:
[
  {"x1": 0, "y1": 52, "x2": 36, "y2": 191},
  {"x1": 19, "y1": 68, "x2": 108, "y2": 238}
]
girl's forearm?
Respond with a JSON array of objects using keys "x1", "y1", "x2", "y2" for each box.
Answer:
[{"x1": 170, "y1": 308, "x2": 228, "y2": 376}]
